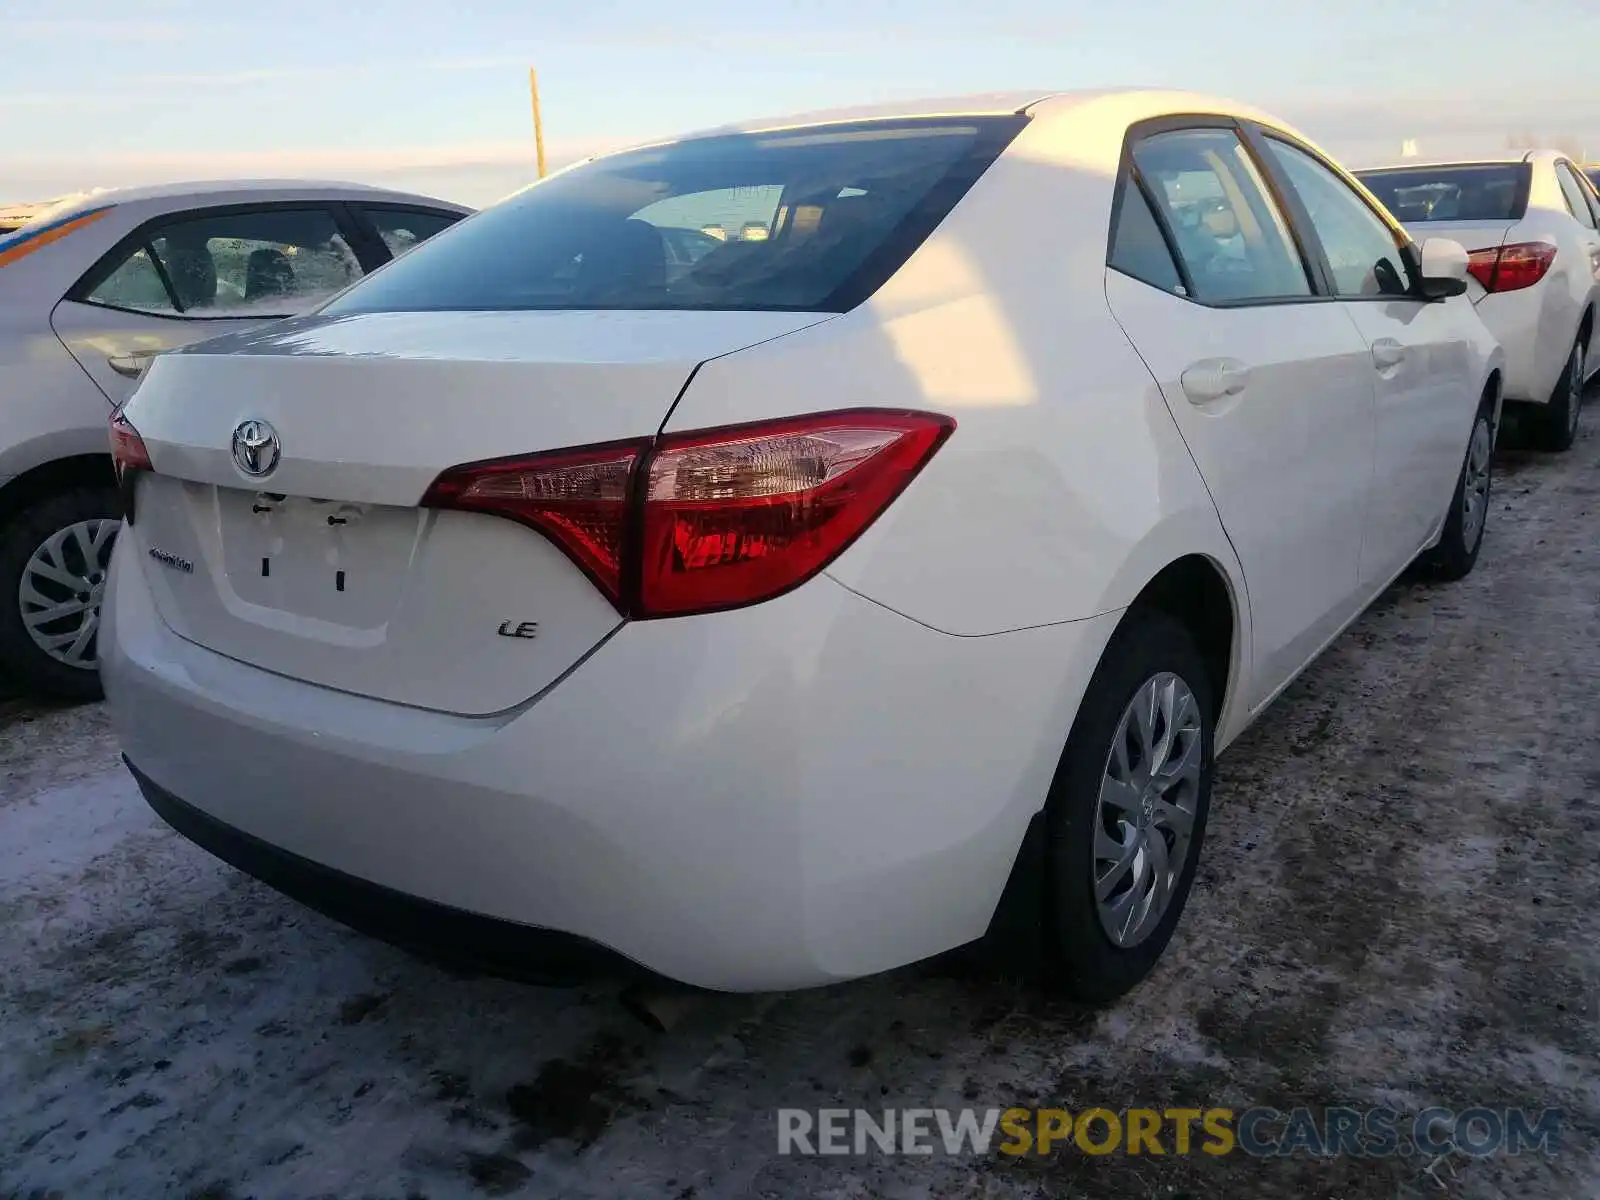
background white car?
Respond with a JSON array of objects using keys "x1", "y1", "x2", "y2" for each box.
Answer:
[
  {"x1": 105, "y1": 90, "x2": 1501, "y2": 1002},
  {"x1": 1358, "y1": 152, "x2": 1600, "y2": 450},
  {"x1": 0, "y1": 181, "x2": 470, "y2": 698}
]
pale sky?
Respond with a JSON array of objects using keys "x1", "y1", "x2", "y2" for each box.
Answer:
[{"x1": 6, "y1": 0, "x2": 1599, "y2": 208}]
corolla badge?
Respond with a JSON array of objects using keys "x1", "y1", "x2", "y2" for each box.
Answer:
[
  {"x1": 148, "y1": 547, "x2": 194, "y2": 574},
  {"x1": 231, "y1": 419, "x2": 281, "y2": 478}
]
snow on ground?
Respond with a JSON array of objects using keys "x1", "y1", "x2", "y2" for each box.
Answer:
[{"x1": 3, "y1": 413, "x2": 1600, "y2": 1199}]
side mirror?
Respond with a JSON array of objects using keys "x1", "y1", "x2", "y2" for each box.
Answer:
[{"x1": 1416, "y1": 236, "x2": 1470, "y2": 299}]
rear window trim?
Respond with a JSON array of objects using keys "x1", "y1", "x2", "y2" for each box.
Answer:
[
  {"x1": 322, "y1": 115, "x2": 1032, "y2": 318},
  {"x1": 1354, "y1": 162, "x2": 1533, "y2": 224}
]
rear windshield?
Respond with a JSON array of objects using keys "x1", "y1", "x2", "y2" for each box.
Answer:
[
  {"x1": 322, "y1": 117, "x2": 1025, "y2": 315},
  {"x1": 1355, "y1": 163, "x2": 1531, "y2": 223}
]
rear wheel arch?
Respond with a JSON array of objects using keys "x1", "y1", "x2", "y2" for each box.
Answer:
[
  {"x1": 0, "y1": 454, "x2": 116, "y2": 526},
  {"x1": 1578, "y1": 304, "x2": 1595, "y2": 383},
  {"x1": 976, "y1": 552, "x2": 1241, "y2": 984},
  {"x1": 1122, "y1": 553, "x2": 1240, "y2": 728},
  {"x1": 1483, "y1": 367, "x2": 1504, "y2": 433},
  {"x1": 0, "y1": 459, "x2": 120, "y2": 699}
]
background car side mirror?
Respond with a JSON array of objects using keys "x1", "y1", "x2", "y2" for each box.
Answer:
[{"x1": 1415, "y1": 236, "x2": 1470, "y2": 299}]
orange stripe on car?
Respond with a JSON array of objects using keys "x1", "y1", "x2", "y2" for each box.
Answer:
[{"x1": 0, "y1": 206, "x2": 113, "y2": 269}]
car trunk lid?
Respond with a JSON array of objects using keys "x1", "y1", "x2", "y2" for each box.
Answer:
[
  {"x1": 116, "y1": 308, "x2": 831, "y2": 715},
  {"x1": 1400, "y1": 218, "x2": 1519, "y2": 253}
]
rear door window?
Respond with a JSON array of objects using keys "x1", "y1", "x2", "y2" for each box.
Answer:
[
  {"x1": 321, "y1": 117, "x2": 1026, "y2": 315},
  {"x1": 1355, "y1": 164, "x2": 1531, "y2": 223},
  {"x1": 1108, "y1": 180, "x2": 1185, "y2": 294},
  {"x1": 362, "y1": 207, "x2": 462, "y2": 260},
  {"x1": 84, "y1": 247, "x2": 176, "y2": 313},
  {"x1": 1555, "y1": 162, "x2": 1598, "y2": 230},
  {"x1": 1130, "y1": 127, "x2": 1313, "y2": 304},
  {"x1": 1575, "y1": 167, "x2": 1600, "y2": 227},
  {"x1": 77, "y1": 207, "x2": 361, "y2": 317}
]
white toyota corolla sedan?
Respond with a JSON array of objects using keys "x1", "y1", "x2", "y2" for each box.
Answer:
[
  {"x1": 1358, "y1": 152, "x2": 1600, "y2": 451},
  {"x1": 102, "y1": 90, "x2": 1503, "y2": 1002}
]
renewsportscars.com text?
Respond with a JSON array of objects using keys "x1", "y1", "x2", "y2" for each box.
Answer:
[{"x1": 777, "y1": 1106, "x2": 1563, "y2": 1159}]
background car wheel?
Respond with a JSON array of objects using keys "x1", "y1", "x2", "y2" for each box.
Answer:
[
  {"x1": 1420, "y1": 400, "x2": 1494, "y2": 582},
  {"x1": 1044, "y1": 610, "x2": 1215, "y2": 1005},
  {"x1": 0, "y1": 487, "x2": 121, "y2": 702},
  {"x1": 1538, "y1": 336, "x2": 1585, "y2": 452}
]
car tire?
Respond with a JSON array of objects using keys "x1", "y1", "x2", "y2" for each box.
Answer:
[
  {"x1": 1043, "y1": 609, "x2": 1214, "y2": 1005},
  {"x1": 1419, "y1": 398, "x2": 1495, "y2": 582},
  {"x1": 0, "y1": 487, "x2": 121, "y2": 702},
  {"x1": 1538, "y1": 334, "x2": 1585, "y2": 452}
]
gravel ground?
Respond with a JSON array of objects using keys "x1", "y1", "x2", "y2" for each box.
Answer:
[{"x1": 3, "y1": 409, "x2": 1599, "y2": 1200}]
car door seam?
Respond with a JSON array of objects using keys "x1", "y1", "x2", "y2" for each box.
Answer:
[
  {"x1": 655, "y1": 313, "x2": 845, "y2": 435},
  {"x1": 1098, "y1": 269, "x2": 1256, "y2": 622},
  {"x1": 47, "y1": 299, "x2": 124, "y2": 407}
]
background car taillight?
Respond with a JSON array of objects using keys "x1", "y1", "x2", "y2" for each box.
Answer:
[
  {"x1": 422, "y1": 409, "x2": 955, "y2": 619},
  {"x1": 108, "y1": 409, "x2": 152, "y2": 522},
  {"x1": 1465, "y1": 241, "x2": 1557, "y2": 293},
  {"x1": 108, "y1": 409, "x2": 152, "y2": 478}
]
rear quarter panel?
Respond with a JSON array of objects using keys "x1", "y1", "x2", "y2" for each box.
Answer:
[
  {"x1": 0, "y1": 291, "x2": 115, "y2": 485},
  {"x1": 1513, "y1": 167, "x2": 1599, "y2": 398},
  {"x1": 664, "y1": 94, "x2": 1248, "y2": 649}
]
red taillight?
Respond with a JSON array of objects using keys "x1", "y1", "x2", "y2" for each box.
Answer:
[
  {"x1": 1466, "y1": 241, "x2": 1557, "y2": 293},
  {"x1": 108, "y1": 409, "x2": 152, "y2": 478},
  {"x1": 421, "y1": 409, "x2": 955, "y2": 619},
  {"x1": 420, "y1": 439, "x2": 645, "y2": 607},
  {"x1": 639, "y1": 411, "x2": 953, "y2": 616}
]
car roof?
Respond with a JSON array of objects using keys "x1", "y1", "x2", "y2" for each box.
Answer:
[
  {"x1": 683, "y1": 90, "x2": 1059, "y2": 135},
  {"x1": 1356, "y1": 152, "x2": 1580, "y2": 173},
  {"x1": 639, "y1": 87, "x2": 1307, "y2": 148},
  {"x1": 26, "y1": 179, "x2": 471, "y2": 226},
  {"x1": 87, "y1": 178, "x2": 453, "y2": 203}
]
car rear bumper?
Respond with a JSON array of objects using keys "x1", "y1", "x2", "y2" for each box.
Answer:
[
  {"x1": 104, "y1": 538, "x2": 1117, "y2": 991},
  {"x1": 128, "y1": 758, "x2": 646, "y2": 983}
]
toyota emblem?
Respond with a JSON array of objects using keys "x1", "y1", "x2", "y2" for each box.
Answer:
[{"x1": 231, "y1": 419, "x2": 281, "y2": 478}]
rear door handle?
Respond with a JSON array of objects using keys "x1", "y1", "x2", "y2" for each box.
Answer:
[
  {"x1": 1180, "y1": 358, "x2": 1251, "y2": 404},
  {"x1": 107, "y1": 351, "x2": 156, "y2": 379},
  {"x1": 1370, "y1": 338, "x2": 1406, "y2": 370}
]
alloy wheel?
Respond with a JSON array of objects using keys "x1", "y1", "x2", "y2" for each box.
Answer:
[
  {"x1": 1091, "y1": 671, "x2": 1204, "y2": 948},
  {"x1": 1461, "y1": 415, "x2": 1492, "y2": 551},
  {"x1": 19, "y1": 519, "x2": 118, "y2": 670}
]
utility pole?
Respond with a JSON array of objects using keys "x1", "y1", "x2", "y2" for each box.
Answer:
[{"x1": 529, "y1": 68, "x2": 547, "y2": 179}]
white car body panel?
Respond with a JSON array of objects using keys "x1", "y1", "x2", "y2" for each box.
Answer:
[
  {"x1": 50, "y1": 298, "x2": 278, "y2": 411},
  {"x1": 102, "y1": 90, "x2": 1503, "y2": 990},
  {"x1": 1103, "y1": 273, "x2": 1374, "y2": 710},
  {"x1": 1338, "y1": 295, "x2": 1487, "y2": 583},
  {"x1": 0, "y1": 323, "x2": 110, "y2": 481}
]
